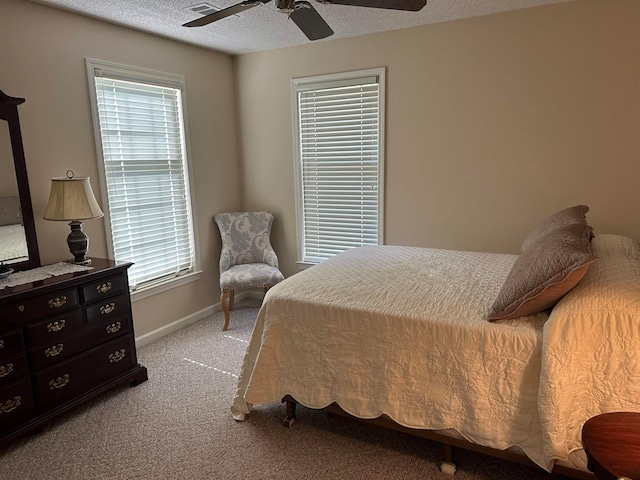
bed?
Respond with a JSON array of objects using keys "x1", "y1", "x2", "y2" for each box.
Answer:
[
  {"x1": 0, "y1": 196, "x2": 27, "y2": 263},
  {"x1": 0, "y1": 223, "x2": 28, "y2": 262},
  {"x1": 231, "y1": 206, "x2": 640, "y2": 477}
]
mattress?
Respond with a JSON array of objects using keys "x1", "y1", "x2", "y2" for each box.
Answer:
[{"x1": 232, "y1": 244, "x2": 550, "y2": 469}]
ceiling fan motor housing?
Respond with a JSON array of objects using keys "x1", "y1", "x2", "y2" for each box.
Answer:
[{"x1": 276, "y1": 0, "x2": 297, "y2": 14}]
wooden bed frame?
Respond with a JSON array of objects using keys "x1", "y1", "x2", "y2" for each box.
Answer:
[{"x1": 281, "y1": 396, "x2": 594, "y2": 479}]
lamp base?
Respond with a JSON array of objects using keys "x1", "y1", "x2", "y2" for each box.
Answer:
[
  {"x1": 67, "y1": 220, "x2": 91, "y2": 264},
  {"x1": 65, "y1": 258, "x2": 92, "y2": 266}
]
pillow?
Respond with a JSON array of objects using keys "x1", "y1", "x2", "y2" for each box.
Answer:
[
  {"x1": 549, "y1": 234, "x2": 640, "y2": 317},
  {"x1": 0, "y1": 196, "x2": 21, "y2": 227},
  {"x1": 521, "y1": 205, "x2": 589, "y2": 252},
  {"x1": 488, "y1": 222, "x2": 597, "y2": 321}
]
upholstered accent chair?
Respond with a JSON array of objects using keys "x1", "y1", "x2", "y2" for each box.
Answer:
[{"x1": 214, "y1": 211, "x2": 284, "y2": 331}]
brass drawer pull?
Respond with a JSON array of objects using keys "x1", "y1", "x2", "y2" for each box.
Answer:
[
  {"x1": 47, "y1": 319, "x2": 66, "y2": 332},
  {"x1": 45, "y1": 344, "x2": 64, "y2": 357},
  {"x1": 100, "y1": 302, "x2": 116, "y2": 315},
  {"x1": 106, "y1": 322, "x2": 122, "y2": 334},
  {"x1": 48, "y1": 296, "x2": 67, "y2": 308},
  {"x1": 0, "y1": 339, "x2": 3, "y2": 349},
  {"x1": 49, "y1": 374, "x2": 70, "y2": 390},
  {"x1": 96, "y1": 282, "x2": 112, "y2": 294},
  {"x1": 0, "y1": 396, "x2": 21, "y2": 414},
  {"x1": 18, "y1": 305, "x2": 24, "y2": 312},
  {"x1": 0, "y1": 363, "x2": 14, "y2": 378},
  {"x1": 109, "y1": 349, "x2": 126, "y2": 363}
]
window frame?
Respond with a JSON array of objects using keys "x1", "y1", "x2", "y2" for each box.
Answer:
[
  {"x1": 86, "y1": 58, "x2": 201, "y2": 300},
  {"x1": 291, "y1": 68, "x2": 385, "y2": 269}
]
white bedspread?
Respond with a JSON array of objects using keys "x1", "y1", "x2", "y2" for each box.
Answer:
[
  {"x1": 232, "y1": 245, "x2": 551, "y2": 468},
  {"x1": 539, "y1": 234, "x2": 640, "y2": 469},
  {"x1": 0, "y1": 223, "x2": 28, "y2": 262}
]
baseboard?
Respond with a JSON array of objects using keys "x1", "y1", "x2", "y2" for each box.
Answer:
[
  {"x1": 135, "y1": 304, "x2": 217, "y2": 348},
  {"x1": 134, "y1": 290, "x2": 264, "y2": 347},
  {"x1": 243, "y1": 290, "x2": 266, "y2": 300}
]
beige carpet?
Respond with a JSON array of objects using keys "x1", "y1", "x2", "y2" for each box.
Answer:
[{"x1": 0, "y1": 298, "x2": 574, "y2": 480}]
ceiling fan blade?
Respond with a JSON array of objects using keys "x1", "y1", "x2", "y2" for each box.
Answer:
[
  {"x1": 182, "y1": 0, "x2": 268, "y2": 27},
  {"x1": 290, "y1": 2, "x2": 334, "y2": 41},
  {"x1": 322, "y1": 0, "x2": 426, "y2": 11}
]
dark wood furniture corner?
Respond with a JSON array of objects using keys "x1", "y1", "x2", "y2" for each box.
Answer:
[
  {"x1": 0, "y1": 258, "x2": 147, "y2": 445},
  {"x1": 0, "y1": 89, "x2": 40, "y2": 272},
  {"x1": 583, "y1": 412, "x2": 640, "y2": 480}
]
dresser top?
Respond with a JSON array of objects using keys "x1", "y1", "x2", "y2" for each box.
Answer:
[{"x1": 0, "y1": 258, "x2": 132, "y2": 302}]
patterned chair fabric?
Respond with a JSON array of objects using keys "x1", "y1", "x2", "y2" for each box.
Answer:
[{"x1": 214, "y1": 212, "x2": 284, "y2": 330}]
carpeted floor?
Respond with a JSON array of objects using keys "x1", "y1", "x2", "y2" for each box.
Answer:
[{"x1": 0, "y1": 298, "x2": 576, "y2": 479}]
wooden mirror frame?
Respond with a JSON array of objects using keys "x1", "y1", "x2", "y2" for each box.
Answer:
[{"x1": 0, "y1": 90, "x2": 40, "y2": 271}]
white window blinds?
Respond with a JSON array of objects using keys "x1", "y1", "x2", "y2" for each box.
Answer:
[
  {"x1": 294, "y1": 70, "x2": 384, "y2": 264},
  {"x1": 91, "y1": 68, "x2": 195, "y2": 290}
]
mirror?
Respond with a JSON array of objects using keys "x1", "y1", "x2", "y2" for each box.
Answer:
[{"x1": 0, "y1": 90, "x2": 40, "y2": 271}]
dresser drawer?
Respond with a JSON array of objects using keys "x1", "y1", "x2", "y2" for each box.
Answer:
[
  {"x1": 81, "y1": 274, "x2": 126, "y2": 304},
  {"x1": 85, "y1": 317, "x2": 131, "y2": 345},
  {"x1": 28, "y1": 316, "x2": 132, "y2": 370},
  {"x1": 33, "y1": 334, "x2": 135, "y2": 410},
  {"x1": 85, "y1": 293, "x2": 130, "y2": 324},
  {"x1": 0, "y1": 329, "x2": 24, "y2": 361},
  {"x1": 0, "y1": 288, "x2": 79, "y2": 323},
  {"x1": 0, "y1": 352, "x2": 28, "y2": 386},
  {"x1": 25, "y1": 309, "x2": 84, "y2": 348},
  {"x1": 0, "y1": 377, "x2": 35, "y2": 433}
]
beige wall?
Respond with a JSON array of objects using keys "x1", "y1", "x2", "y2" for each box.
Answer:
[
  {"x1": 2, "y1": 0, "x2": 640, "y2": 336},
  {"x1": 0, "y1": 0, "x2": 241, "y2": 336},
  {"x1": 236, "y1": 0, "x2": 640, "y2": 277}
]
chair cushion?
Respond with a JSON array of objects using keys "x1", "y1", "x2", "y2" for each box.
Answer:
[{"x1": 220, "y1": 263, "x2": 285, "y2": 292}]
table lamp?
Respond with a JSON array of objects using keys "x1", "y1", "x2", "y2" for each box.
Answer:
[{"x1": 43, "y1": 170, "x2": 104, "y2": 264}]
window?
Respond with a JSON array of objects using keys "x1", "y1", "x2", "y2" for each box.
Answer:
[
  {"x1": 86, "y1": 59, "x2": 198, "y2": 293},
  {"x1": 292, "y1": 68, "x2": 385, "y2": 267}
]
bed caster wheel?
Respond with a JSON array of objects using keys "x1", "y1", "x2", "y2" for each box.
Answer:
[
  {"x1": 283, "y1": 416, "x2": 295, "y2": 428},
  {"x1": 440, "y1": 461, "x2": 456, "y2": 475}
]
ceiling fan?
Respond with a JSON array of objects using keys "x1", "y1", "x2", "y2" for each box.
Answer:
[{"x1": 183, "y1": 0, "x2": 427, "y2": 41}]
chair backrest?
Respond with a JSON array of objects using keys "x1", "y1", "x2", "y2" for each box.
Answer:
[{"x1": 214, "y1": 212, "x2": 279, "y2": 273}]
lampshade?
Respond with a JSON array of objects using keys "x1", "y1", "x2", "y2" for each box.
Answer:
[
  {"x1": 43, "y1": 173, "x2": 104, "y2": 264},
  {"x1": 44, "y1": 175, "x2": 104, "y2": 221}
]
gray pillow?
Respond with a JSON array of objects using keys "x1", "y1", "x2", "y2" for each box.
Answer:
[
  {"x1": 0, "y1": 196, "x2": 21, "y2": 227},
  {"x1": 488, "y1": 222, "x2": 597, "y2": 321},
  {"x1": 521, "y1": 205, "x2": 589, "y2": 252}
]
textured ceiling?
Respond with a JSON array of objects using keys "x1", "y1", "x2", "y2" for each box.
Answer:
[{"x1": 28, "y1": 0, "x2": 573, "y2": 55}]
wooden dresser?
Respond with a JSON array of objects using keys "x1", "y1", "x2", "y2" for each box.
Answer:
[{"x1": 0, "y1": 258, "x2": 147, "y2": 445}]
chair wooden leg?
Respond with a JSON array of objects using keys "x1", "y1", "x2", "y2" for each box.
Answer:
[
  {"x1": 229, "y1": 290, "x2": 235, "y2": 311},
  {"x1": 221, "y1": 291, "x2": 230, "y2": 331}
]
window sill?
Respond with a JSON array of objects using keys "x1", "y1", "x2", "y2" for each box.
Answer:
[
  {"x1": 295, "y1": 261, "x2": 317, "y2": 271},
  {"x1": 130, "y1": 269, "x2": 202, "y2": 302}
]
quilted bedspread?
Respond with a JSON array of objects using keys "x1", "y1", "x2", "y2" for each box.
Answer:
[
  {"x1": 540, "y1": 234, "x2": 640, "y2": 468},
  {"x1": 232, "y1": 235, "x2": 640, "y2": 471},
  {"x1": 232, "y1": 244, "x2": 551, "y2": 468}
]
